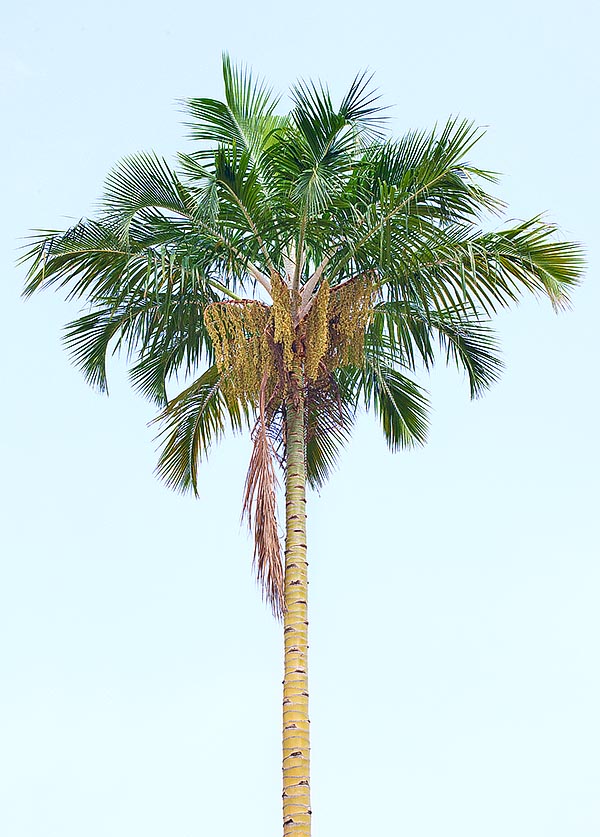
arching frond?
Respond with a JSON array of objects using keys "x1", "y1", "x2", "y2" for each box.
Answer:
[
  {"x1": 304, "y1": 374, "x2": 357, "y2": 489},
  {"x1": 102, "y1": 152, "x2": 192, "y2": 235},
  {"x1": 474, "y1": 218, "x2": 583, "y2": 311},
  {"x1": 382, "y1": 218, "x2": 582, "y2": 316},
  {"x1": 186, "y1": 53, "x2": 283, "y2": 164},
  {"x1": 338, "y1": 70, "x2": 387, "y2": 142},
  {"x1": 354, "y1": 119, "x2": 502, "y2": 224},
  {"x1": 371, "y1": 302, "x2": 503, "y2": 398},
  {"x1": 154, "y1": 366, "x2": 251, "y2": 495},
  {"x1": 21, "y1": 221, "x2": 131, "y2": 300},
  {"x1": 212, "y1": 144, "x2": 281, "y2": 270},
  {"x1": 62, "y1": 304, "x2": 135, "y2": 393},
  {"x1": 361, "y1": 347, "x2": 430, "y2": 450},
  {"x1": 435, "y1": 313, "x2": 502, "y2": 398},
  {"x1": 63, "y1": 283, "x2": 216, "y2": 403},
  {"x1": 266, "y1": 75, "x2": 385, "y2": 222}
]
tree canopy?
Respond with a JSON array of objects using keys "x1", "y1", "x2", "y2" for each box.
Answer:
[{"x1": 22, "y1": 55, "x2": 584, "y2": 614}]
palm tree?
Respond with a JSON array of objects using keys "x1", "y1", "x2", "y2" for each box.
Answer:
[{"x1": 22, "y1": 56, "x2": 583, "y2": 837}]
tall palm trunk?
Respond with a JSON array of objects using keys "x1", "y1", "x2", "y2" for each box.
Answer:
[{"x1": 282, "y1": 377, "x2": 311, "y2": 836}]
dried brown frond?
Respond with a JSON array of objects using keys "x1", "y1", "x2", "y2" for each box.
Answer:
[{"x1": 242, "y1": 375, "x2": 285, "y2": 618}]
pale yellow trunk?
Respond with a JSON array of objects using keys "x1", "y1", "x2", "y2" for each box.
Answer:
[{"x1": 282, "y1": 377, "x2": 311, "y2": 836}]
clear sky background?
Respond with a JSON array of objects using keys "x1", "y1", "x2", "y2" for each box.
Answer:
[{"x1": 2, "y1": 1, "x2": 598, "y2": 835}]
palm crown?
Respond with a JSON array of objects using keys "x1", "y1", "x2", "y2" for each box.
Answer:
[
  {"x1": 22, "y1": 56, "x2": 584, "y2": 836},
  {"x1": 22, "y1": 56, "x2": 582, "y2": 614}
]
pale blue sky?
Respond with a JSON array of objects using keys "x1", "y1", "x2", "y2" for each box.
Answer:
[{"x1": 2, "y1": 1, "x2": 599, "y2": 835}]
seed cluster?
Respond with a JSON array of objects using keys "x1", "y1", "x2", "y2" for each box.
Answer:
[
  {"x1": 204, "y1": 273, "x2": 377, "y2": 402},
  {"x1": 204, "y1": 300, "x2": 272, "y2": 403},
  {"x1": 304, "y1": 279, "x2": 330, "y2": 381},
  {"x1": 326, "y1": 275, "x2": 377, "y2": 369},
  {"x1": 270, "y1": 271, "x2": 295, "y2": 370}
]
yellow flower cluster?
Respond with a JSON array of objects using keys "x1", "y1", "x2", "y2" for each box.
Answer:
[
  {"x1": 326, "y1": 275, "x2": 377, "y2": 369},
  {"x1": 203, "y1": 273, "x2": 377, "y2": 402},
  {"x1": 304, "y1": 278, "x2": 330, "y2": 381},
  {"x1": 270, "y1": 271, "x2": 295, "y2": 370},
  {"x1": 204, "y1": 300, "x2": 271, "y2": 402}
]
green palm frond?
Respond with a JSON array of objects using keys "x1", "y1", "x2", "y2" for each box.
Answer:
[
  {"x1": 354, "y1": 119, "x2": 502, "y2": 224},
  {"x1": 128, "y1": 349, "x2": 180, "y2": 405},
  {"x1": 186, "y1": 53, "x2": 283, "y2": 164},
  {"x1": 361, "y1": 348, "x2": 430, "y2": 450},
  {"x1": 338, "y1": 70, "x2": 387, "y2": 141},
  {"x1": 154, "y1": 366, "x2": 251, "y2": 495},
  {"x1": 267, "y1": 124, "x2": 351, "y2": 221},
  {"x1": 63, "y1": 284, "x2": 216, "y2": 403},
  {"x1": 102, "y1": 152, "x2": 192, "y2": 235},
  {"x1": 371, "y1": 302, "x2": 503, "y2": 398},
  {"x1": 124, "y1": 287, "x2": 216, "y2": 404},
  {"x1": 435, "y1": 313, "x2": 502, "y2": 398},
  {"x1": 21, "y1": 221, "x2": 130, "y2": 299},
  {"x1": 176, "y1": 153, "x2": 220, "y2": 221},
  {"x1": 267, "y1": 75, "x2": 385, "y2": 222},
  {"x1": 63, "y1": 304, "x2": 132, "y2": 393},
  {"x1": 476, "y1": 217, "x2": 583, "y2": 311},
  {"x1": 304, "y1": 374, "x2": 357, "y2": 489},
  {"x1": 394, "y1": 218, "x2": 581, "y2": 315},
  {"x1": 289, "y1": 79, "x2": 345, "y2": 159},
  {"x1": 55, "y1": 230, "x2": 219, "y2": 399},
  {"x1": 211, "y1": 144, "x2": 282, "y2": 269}
]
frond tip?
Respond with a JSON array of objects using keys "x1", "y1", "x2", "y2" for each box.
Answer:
[{"x1": 153, "y1": 366, "x2": 249, "y2": 495}]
